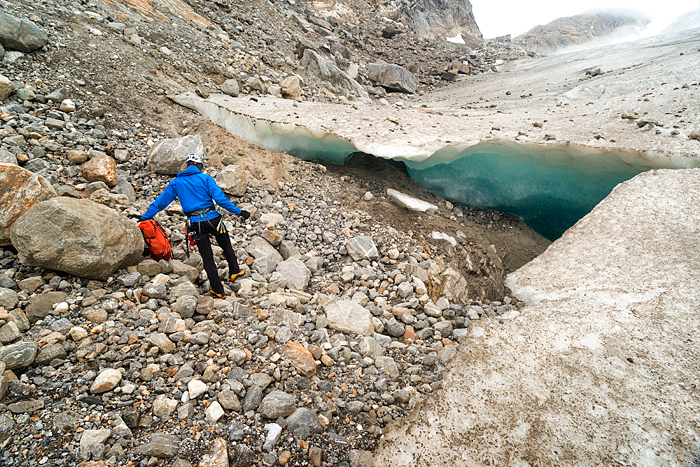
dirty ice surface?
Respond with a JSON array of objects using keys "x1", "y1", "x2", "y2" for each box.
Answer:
[
  {"x1": 171, "y1": 28, "x2": 700, "y2": 238},
  {"x1": 373, "y1": 169, "x2": 700, "y2": 466}
]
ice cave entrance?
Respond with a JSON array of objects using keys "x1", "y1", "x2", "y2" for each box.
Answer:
[
  {"x1": 287, "y1": 139, "x2": 656, "y2": 241},
  {"x1": 399, "y1": 141, "x2": 653, "y2": 240}
]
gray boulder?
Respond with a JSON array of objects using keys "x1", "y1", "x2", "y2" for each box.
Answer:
[
  {"x1": 113, "y1": 172, "x2": 136, "y2": 202},
  {"x1": 285, "y1": 408, "x2": 323, "y2": 439},
  {"x1": 366, "y1": 61, "x2": 416, "y2": 94},
  {"x1": 258, "y1": 391, "x2": 296, "y2": 419},
  {"x1": 135, "y1": 433, "x2": 180, "y2": 458},
  {"x1": 9, "y1": 197, "x2": 144, "y2": 280},
  {"x1": 0, "y1": 163, "x2": 56, "y2": 246},
  {"x1": 215, "y1": 164, "x2": 247, "y2": 197},
  {"x1": 46, "y1": 87, "x2": 71, "y2": 102},
  {"x1": 0, "y1": 341, "x2": 37, "y2": 369},
  {"x1": 301, "y1": 49, "x2": 369, "y2": 102},
  {"x1": 147, "y1": 135, "x2": 203, "y2": 175},
  {"x1": 325, "y1": 300, "x2": 375, "y2": 336},
  {"x1": 25, "y1": 291, "x2": 67, "y2": 323},
  {"x1": 221, "y1": 79, "x2": 240, "y2": 97},
  {"x1": 248, "y1": 237, "x2": 282, "y2": 275},
  {"x1": 345, "y1": 236, "x2": 379, "y2": 261},
  {"x1": 0, "y1": 11, "x2": 49, "y2": 53},
  {"x1": 0, "y1": 288, "x2": 18, "y2": 309},
  {"x1": 0, "y1": 148, "x2": 16, "y2": 165},
  {"x1": 276, "y1": 257, "x2": 311, "y2": 291}
]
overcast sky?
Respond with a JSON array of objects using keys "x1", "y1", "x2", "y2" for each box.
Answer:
[{"x1": 471, "y1": 0, "x2": 700, "y2": 38}]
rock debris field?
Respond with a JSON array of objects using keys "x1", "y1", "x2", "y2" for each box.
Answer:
[{"x1": 2, "y1": 0, "x2": 698, "y2": 464}]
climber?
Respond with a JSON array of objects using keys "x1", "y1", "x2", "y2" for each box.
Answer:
[{"x1": 141, "y1": 153, "x2": 250, "y2": 299}]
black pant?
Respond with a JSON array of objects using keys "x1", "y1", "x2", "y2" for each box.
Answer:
[{"x1": 191, "y1": 216, "x2": 239, "y2": 295}]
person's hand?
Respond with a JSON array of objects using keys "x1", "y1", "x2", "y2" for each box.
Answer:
[{"x1": 239, "y1": 210, "x2": 250, "y2": 220}]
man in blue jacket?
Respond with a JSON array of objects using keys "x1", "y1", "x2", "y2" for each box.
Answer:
[{"x1": 141, "y1": 153, "x2": 250, "y2": 299}]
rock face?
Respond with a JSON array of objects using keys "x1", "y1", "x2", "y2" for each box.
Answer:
[
  {"x1": 401, "y1": 0, "x2": 481, "y2": 40},
  {"x1": 0, "y1": 164, "x2": 56, "y2": 246},
  {"x1": 9, "y1": 197, "x2": 144, "y2": 280},
  {"x1": 516, "y1": 11, "x2": 651, "y2": 53},
  {"x1": 366, "y1": 61, "x2": 416, "y2": 94},
  {"x1": 300, "y1": 49, "x2": 369, "y2": 102},
  {"x1": 374, "y1": 169, "x2": 700, "y2": 466},
  {"x1": 147, "y1": 135, "x2": 203, "y2": 175},
  {"x1": 0, "y1": 11, "x2": 49, "y2": 53}
]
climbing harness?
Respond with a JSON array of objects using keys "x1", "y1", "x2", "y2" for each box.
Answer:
[{"x1": 184, "y1": 206, "x2": 227, "y2": 257}]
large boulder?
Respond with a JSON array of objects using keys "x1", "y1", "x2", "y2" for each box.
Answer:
[
  {"x1": 324, "y1": 300, "x2": 375, "y2": 336},
  {"x1": 247, "y1": 237, "x2": 282, "y2": 275},
  {"x1": 221, "y1": 79, "x2": 240, "y2": 97},
  {"x1": 147, "y1": 135, "x2": 203, "y2": 175},
  {"x1": 81, "y1": 156, "x2": 118, "y2": 187},
  {"x1": 0, "y1": 163, "x2": 56, "y2": 246},
  {"x1": 0, "y1": 11, "x2": 49, "y2": 53},
  {"x1": 9, "y1": 197, "x2": 144, "y2": 280},
  {"x1": 215, "y1": 164, "x2": 247, "y2": 196},
  {"x1": 276, "y1": 257, "x2": 311, "y2": 291},
  {"x1": 301, "y1": 49, "x2": 370, "y2": 102},
  {"x1": 366, "y1": 61, "x2": 416, "y2": 94},
  {"x1": 345, "y1": 236, "x2": 379, "y2": 261}
]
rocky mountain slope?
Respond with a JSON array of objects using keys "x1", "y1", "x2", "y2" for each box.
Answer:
[
  {"x1": 0, "y1": 0, "x2": 549, "y2": 466},
  {"x1": 516, "y1": 9, "x2": 651, "y2": 53}
]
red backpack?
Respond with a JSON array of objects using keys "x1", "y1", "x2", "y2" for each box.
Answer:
[{"x1": 138, "y1": 219, "x2": 173, "y2": 261}]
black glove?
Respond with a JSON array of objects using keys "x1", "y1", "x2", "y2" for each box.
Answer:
[{"x1": 239, "y1": 210, "x2": 250, "y2": 220}]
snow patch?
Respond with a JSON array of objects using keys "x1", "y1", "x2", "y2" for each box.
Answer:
[{"x1": 431, "y1": 231, "x2": 457, "y2": 247}]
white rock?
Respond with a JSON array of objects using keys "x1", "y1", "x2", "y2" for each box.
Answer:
[
  {"x1": 188, "y1": 379, "x2": 207, "y2": 399},
  {"x1": 325, "y1": 300, "x2": 374, "y2": 336},
  {"x1": 387, "y1": 189, "x2": 438, "y2": 213},
  {"x1": 205, "y1": 401, "x2": 225, "y2": 422},
  {"x1": 90, "y1": 369, "x2": 121, "y2": 393},
  {"x1": 69, "y1": 326, "x2": 88, "y2": 341},
  {"x1": 59, "y1": 99, "x2": 76, "y2": 112}
]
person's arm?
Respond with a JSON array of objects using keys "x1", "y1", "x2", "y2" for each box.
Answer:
[
  {"x1": 141, "y1": 181, "x2": 177, "y2": 220},
  {"x1": 207, "y1": 176, "x2": 243, "y2": 216}
]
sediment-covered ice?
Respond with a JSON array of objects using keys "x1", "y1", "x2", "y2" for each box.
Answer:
[{"x1": 373, "y1": 168, "x2": 700, "y2": 466}]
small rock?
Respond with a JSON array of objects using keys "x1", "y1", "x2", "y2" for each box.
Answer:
[{"x1": 90, "y1": 369, "x2": 122, "y2": 393}]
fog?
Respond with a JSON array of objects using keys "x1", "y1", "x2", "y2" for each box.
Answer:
[{"x1": 471, "y1": 0, "x2": 700, "y2": 38}]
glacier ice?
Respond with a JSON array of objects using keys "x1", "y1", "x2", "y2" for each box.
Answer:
[
  {"x1": 401, "y1": 140, "x2": 681, "y2": 240},
  {"x1": 170, "y1": 93, "x2": 699, "y2": 240}
]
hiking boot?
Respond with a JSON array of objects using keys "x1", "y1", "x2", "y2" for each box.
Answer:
[
  {"x1": 229, "y1": 271, "x2": 244, "y2": 282},
  {"x1": 209, "y1": 288, "x2": 226, "y2": 299}
]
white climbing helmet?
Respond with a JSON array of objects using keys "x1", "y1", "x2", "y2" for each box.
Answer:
[{"x1": 186, "y1": 153, "x2": 203, "y2": 165}]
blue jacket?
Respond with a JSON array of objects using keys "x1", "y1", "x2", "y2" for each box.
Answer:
[{"x1": 141, "y1": 165, "x2": 242, "y2": 224}]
